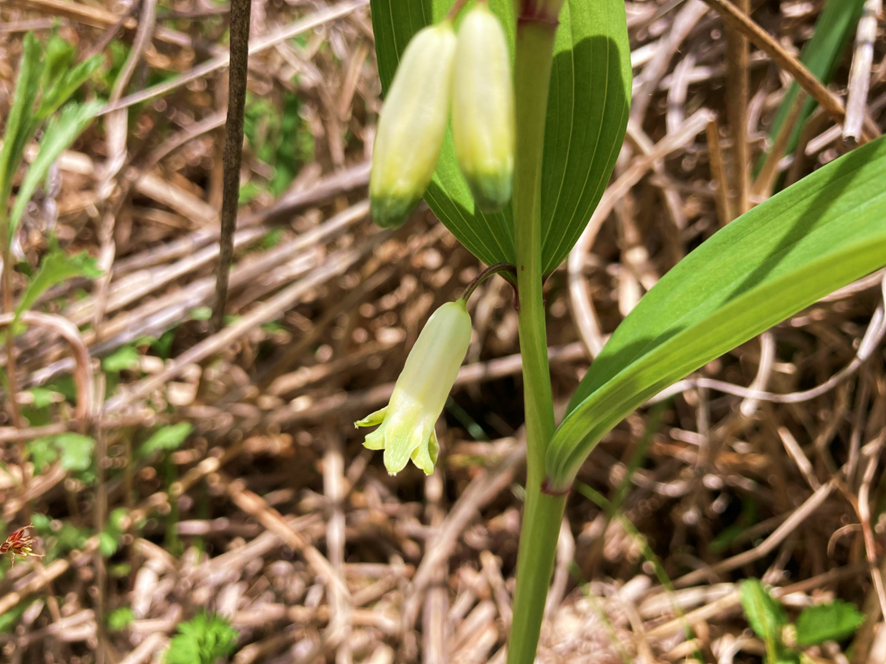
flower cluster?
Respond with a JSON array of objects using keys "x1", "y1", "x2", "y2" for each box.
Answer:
[{"x1": 369, "y1": 1, "x2": 515, "y2": 228}]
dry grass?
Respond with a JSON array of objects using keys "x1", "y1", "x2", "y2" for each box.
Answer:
[{"x1": 0, "y1": 0, "x2": 885, "y2": 662}]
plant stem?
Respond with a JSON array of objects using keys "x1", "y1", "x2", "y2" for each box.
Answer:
[
  {"x1": 211, "y1": 0, "x2": 251, "y2": 334},
  {"x1": 508, "y1": 18, "x2": 566, "y2": 664},
  {"x1": 0, "y1": 207, "x2": 23, "y2": 430}
]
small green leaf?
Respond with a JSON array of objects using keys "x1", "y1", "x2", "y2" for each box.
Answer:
[
  {"x1": 15, "y1": 245, "x2": 102, "y2": 321},
  {"x1": 107, "y1": 607, "x2": 135, "y2": 632},
  {"x1": 141, "y1": 423, "x2": 193, "y2": 457},
  {"x1": 189, "y1": 307, "x2": 212, "y2": 321},
  {"x1": 261, "y1": 228, "x2": 284, "y2": 249},
  {"x1": 165, "y1": 611, "x2": 238, "y2": 664},
  {"x1": 99, "y1": 531, "x2": 118, "y2": 557},
  {"x1": 795, "y1": 600, "x2": 865, "y2": 646},
  {"x1": 56, "y1": 521, "x2": 90, "y2": 552},
  {"x1": 109, "y1": 507, "x2": 128, "y2": 531},
  {"x1": 54, "y1": 433, "x2": 95, "y2": 471},
  {"x1": 0, "y1": 602, "x2": 30, "y2": 633},
  {"x1": 9, "y1": 100, "x2": 102, "y2": 235},
  {"x1": 27, "y1": 437, "x2": 59, "y2": 473},
  {"x1": 741, "y1": 579, "x2": 787, "y2": 642},
  {"x1": 29, "y1": 387, "x2": 61, "y2": 410},
  {"x1": 102, "y1": 346, "x2": 141, "y2": 373},
  {"x1": 0, "y1": 33, "x2": 43, "y2": 206},
  {"x1": 38, "y1": 51, "x2": 103, "y2": 120}
]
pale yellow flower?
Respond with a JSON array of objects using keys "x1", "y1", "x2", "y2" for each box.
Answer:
[
  {"x1": 452, "y1": 3, "x2": 514, "y2": 212},
  {"x1": 356, "y1": 300, "x2": 472, "y2": 474},
  {"x1": 370, "y1": 22, "x2": 457, "y2": 228}
]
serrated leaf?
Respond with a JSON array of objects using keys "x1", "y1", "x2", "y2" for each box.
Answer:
[
  {"x1": 740, "y1": 579, "x2": 787, "y2": 642},
  {"x1": 0, "y1": 33, "x2": 43, "y2": 204},
  {"x1": 547, "y1": 136, "x2": 886, "y2": 488},
  {"x1": 38, "y1": 52, "x2": 103, "y2": 120},
  {"x1": 795, "y1": 600, "x2": 865, "y2": 646},
  {"x1": 370, "y1": 0, "x2": 630, "y2": 273},
  {"x1": 9, "y1": 100, "x2": 102, "y2": 236},
  {"x1": 15, "y1": 245, "x2": 102, "y2": 322},
  {"x1": 165, "y1": 611, "x2": 238, "y2": 664},
  {"x1": 141, "y1": 423, "x2": 193, "y2": 457},
  {"x1": 54, "y1": 433, "x2": 95, "y2": 471}
]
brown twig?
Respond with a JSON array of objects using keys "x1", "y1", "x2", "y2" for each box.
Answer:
[
  {"x1": 700, "y1": 0, "x2": 880, "y2": 142},
  {"x1": 705, "y1": 118, "x2": 732, "y2": 227},
  {"x1": 844, "y1": 0, "x2": 882, "y2": 143},
  {"x1": 212, "y1": 0, "x2": 252, "y2": 334},
  {"x1": 724, "y1": 0, "x2": 749, "y2": 216}
]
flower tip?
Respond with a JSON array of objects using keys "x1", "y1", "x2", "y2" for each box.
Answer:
[
  {"x1": 370, "y1": 193, "x2": 420, "y2": 229},
  {"x1": 467, "y1": 171, "x2": 513, "y2": 213},
  {"x1": 451, "y1": 2, "x2": 514, "y2": 214}
]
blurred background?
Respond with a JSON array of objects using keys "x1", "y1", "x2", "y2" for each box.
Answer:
[{"x1": 0, "y1": 0, "x2": 885, "y2": 662}]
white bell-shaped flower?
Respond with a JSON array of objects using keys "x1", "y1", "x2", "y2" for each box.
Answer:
[
  {"x1": 452, "y1": 2, "x2": 514, "y2": 212},
  {"x1": 356, "y1": 300, "x2": 472, "y2": 475},
  {"x1": 370, "y1": 22, "x2": 457, "y2": 228}
]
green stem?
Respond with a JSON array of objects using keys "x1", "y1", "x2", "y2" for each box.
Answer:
[{"x1": 507, "y1": 18, "x2": 567, "y2": 664}]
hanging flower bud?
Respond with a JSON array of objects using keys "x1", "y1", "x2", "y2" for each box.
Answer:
[
  {"x1": 355, "y1": 300, "x2": 472, "y2": 475},
  {"x1": 452, "y1": 2, "x2": 515, "y2": 212},
  {"x1": 370, "y1": 22, "x2": 457, "y2": 229}
]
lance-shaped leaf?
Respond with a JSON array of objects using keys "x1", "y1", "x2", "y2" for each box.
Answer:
[
  {"x1": 546, "y1": 136, "x2": 886, "y2": 491},
  {"x1": 370, "y1": 0, "x2": 631, "y2": 273}
]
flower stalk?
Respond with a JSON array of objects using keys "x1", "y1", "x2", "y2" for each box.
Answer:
[{"x1": 460, "y1": 263, "x2": 517, "y2": 304}]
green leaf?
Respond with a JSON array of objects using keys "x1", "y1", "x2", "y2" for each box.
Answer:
[
  {"x1": 370, "y1": 0, "x2": 631, "y2": 273},
  {"x1": 189, "y1": 307, "x2": 212, "y2": 321},
  {"x1": 0, "y1": 602, "x2": 30, "y2": 632},
  {"x1": 54, "y1": 433, "x2": 95, "y2": 471},
  {"x1": 741, "y1": 579, "x2": 787, "y2": 642},
  {"x1": 107, "y1": 607, "x2": 136, "y2": 632},
  {"x1": 0, "y1": 33, "x2": 43, "y2": 205},
  {"x1": 29, "y1": 387, "x2": 61, "y2": 410},
  {"x1": 38, "y1": 51, "x2": 103, "y2": 120},
  {"x1": 102, "y1": 345, "x2": 141, "y2": 373},
  {"x1": 9, "y1": 100, "x2": 102, "y2": 236},
  {"x1": 27, "y1": 437, "x2": 59, "y2": 473},
  {"x1": 165, "y1": 611, "x2": 238, "y2": 664},
  {"x1": 795, "y1": 600, "x2": 865, "y2": 646},
  {"x1": 759, "y1": 0, "x2": 864, "y2": 181},
  {"x1": 99, "y1": 531, "x2": 119, "y2": 557},
  {"x1": 547, "y1": 136, "x2": 886, "y2": 489},
  {"x1": 141, "y1": 423, "x2": 193, "y2": 457},
  {"x1": 15, "y1": 245, "x2": 102, "y2": 321}
]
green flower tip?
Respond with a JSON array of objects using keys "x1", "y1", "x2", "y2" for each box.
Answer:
[
  {"x1": 452, "y1": 3, "x2": 514, "y2": 213},
  {"x1": 370, "y1": 193, "x2": 421, "y2": 229},
  {"x1": 355, "y1": 301, "x2": 472, "y2": 475},
  {"x1": 467, "y1": 170, "x2": 513, "y2": 213}
]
